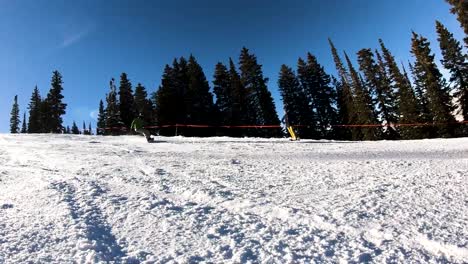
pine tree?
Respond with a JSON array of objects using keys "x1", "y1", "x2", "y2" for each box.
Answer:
[
  {"x1": 174, "y1": 57, "x2": 190, "y2": 129},
  {"x1": 82, "y1": 121, "x2": 87, "y2": 135},
  {"x1": 44, "y1": 71, "x2": 67, "y2": 133},
  {"x1": 297, "y1": 54, "x2": 339, "y2": 138},
  {"x1": 118, "y1": 73, "x2": 135, "y2": 129},
  {"x1": 65, "y1": 126, "x2": 71, "y2": 134},
  {"x1": 228, "y1": 58, "x2": 248, "y2": 137},
  {"x1": 436, "y1": 21, "x2": 468, "y2": 125},
  {"x1": 411, "y1": 32, "x2": 456, "y2": 137},
  {"x1": 134, "y1": 83, "x2": 154, "y2": 126},
  {"x1": 409, "y1": 61, "x2": 433, "y2": 128},
  {"x1": 328, "y1": 39, "x2": 355, "y2": 140},
  {"x1": 154, "y1": 65, "x2": 175, "y2": 136},
  {"x1": 71, "y1": 121, "x2": 80, "y2": 134},
  {"x1": 379, "y1": 39, "x2": 422, "y2": 139},
  {"x1": 185, "y1": 55, "x2": 215, "y2": 136},
  {"x1": 27, "y1": 86, "x2": 42, "y2": 133},
  {"x1": 278, "y1": 65, "x2": 316, "y2": 138},
  {"x1": 357, "y1": 48, "x2": 399, "y2": 139},
  {"x1": 21, "y1": 112, "x2": 27, "y2": 133},
  {"x1": 88, "y1": 123, "x2": 93, "y2": 135},
  {"x1": 213, "y1": 62, "x2": 232, "y2": 128},
  {"x1": 345, "y1": 52, "x2": 380, "y2": 140},
  {"x1": 97, "y1": 100, "x2": 106, "y2": 135},
  {"x1": 105, "y1": 78, "x2": 123, "y2": 135},
  {"x1": 239, "y1": 47, "x2": 281, "y2": 137},
  {"x1": 445, "y1": 0, "x2": 468, "y2": 46},
  {"x1": 10, "y1": 95, "x2": 20, "y2": 134}
]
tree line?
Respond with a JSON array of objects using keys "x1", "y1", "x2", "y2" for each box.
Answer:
[{"x1": 10, "y1": 0, "x2": 467, "y2": 140}]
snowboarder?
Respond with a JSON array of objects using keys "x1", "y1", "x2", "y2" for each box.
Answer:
[{"x1": 131, "y1": 115, "x2": 154, "y2": 142}]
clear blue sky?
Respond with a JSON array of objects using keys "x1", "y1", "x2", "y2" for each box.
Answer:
[{"x1": 0, "y1": 0, "x2": 464, "y2": 133}]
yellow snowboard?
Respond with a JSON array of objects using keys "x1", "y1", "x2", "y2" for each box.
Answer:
[{"x1": 287, "y1": 126, "x2": 297, "y2": 141}]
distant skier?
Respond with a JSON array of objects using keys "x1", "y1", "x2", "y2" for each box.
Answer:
[{"x1": 131, "y1": 115, "x2": 154, "y2": 142}]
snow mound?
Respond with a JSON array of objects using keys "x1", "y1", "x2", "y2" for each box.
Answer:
[{"x1": 0, "y1": 134, "x2": 467, "y2": 263}]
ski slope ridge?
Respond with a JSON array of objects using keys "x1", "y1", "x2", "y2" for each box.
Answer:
[{"x1": 0, "y1": 134, "x2": 467, "y2": 263}]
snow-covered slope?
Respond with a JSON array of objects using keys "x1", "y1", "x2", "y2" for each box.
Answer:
[{"x1": 0, "y1": 134, "x2": 467, "y2": 263}]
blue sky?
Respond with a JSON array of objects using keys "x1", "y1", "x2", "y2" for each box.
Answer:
[{"x1": 0, "y1": 0, "x2": 464, "y2": 133}]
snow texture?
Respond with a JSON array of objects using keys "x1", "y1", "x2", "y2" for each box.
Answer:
[{"x1": 0, "y1": 134, "x2": 467, "y2": 263}]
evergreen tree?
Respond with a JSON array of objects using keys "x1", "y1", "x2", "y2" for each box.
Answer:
[
  {"x1": 328, "y1": 39, "x2": 355, "y2": 139},
  {"x1": 411, "y1": 32, "x2": 456, "y2": 137},
  {"x1": 82, "y1": 121, "x2": 87, "y2": 135},
  {"x1": 185, "y1": 55, "x2": 215, "y2": 136},
  {"x1": 88, "y1": 123, "x2": 93, "y2": 135},
  {"x1": 345, "y1": 52, "x2": 380, "y2": 140},
  {"x1": 10, "y1": 95, "x2": 20, "y2": 134},
  {"x1": 278, "y1": 65, "x2": 316, "y2": 138},
  {"x1": 27, "y1": 86, "x2": 42, "y2": 133},
  {"x1": 153, "y1": 65, "x2": 176, "y2": 136},
  {"x1": 97, "y1": 100, "x2": 106, "y2": 135},
  {"x1": 409, "y1": 61, "x2": 433, "y2": 128},
  {"x1": 44, "y1": 71, "x2": 67, "y2": 133},
  {"x1": 71, "y1": 121, "x2": 80, "y2": 135},
  {"x1": 297, "y1": 54, "x2": 339, "y2": 138},
  {"x1": 134, "y1": 83, "x2": 154, "y2": 126},
  {"x1": 445, "y1": 0, "x2": 468, "y2": 46},
  {"x1": 239, "y1": 47, "x2": 281, "y2": 137},
  {"x1": 228, "y1": 58, "x2": 248, "y2": 137},
  {"x1": 65, "y1": 126, "x2": 71, "y2": 134},
  {"x1": 332, "y1": 77, "x2": 352, "y2": 140},
  {"x1": 213, "y1": 62, "x2": 232, "y2": 128},
  {"x1": 21, "y1": 112, "x2": 27, "y2": 133},
  {"x1": 379, "y1": 39, "x2": 422, "y2": 139},
  {"x1": 357, "y1": 48, "x2": 399, "y2": 139},
  {"x1": 436, "y1": 21, "x2": 468, "y2": 124},
  {"x1": 105, "y1": 78, "x2": 123, "y2": 135},
  {"x1": 118, "y1": 73, "x2": 135, "y2": 129}
]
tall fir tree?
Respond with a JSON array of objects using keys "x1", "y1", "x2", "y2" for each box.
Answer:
[
  {"x1": 10, "y1": 95, "x2": 20, "y2": 134},
  {"x1": 88, "y1": 123, "x2": 93, "y2": 135},
  {"x1": 411, "y1": 32, "x2": 456, "y2": 137},
  {"x1": 409, "y1": 61, "x2": 433, "y2": 129},
  {"x1": 71, "y1": 121, "x2": 80, "y2": 135},
  {"x1": 44, "y1": 71, "x2": 67, "y2": 133},
  {"x1": 278, "y1": 65, "x2": 316, "y2": 138},
  {"x1": 344, "y1": 52, "x2": 380, "y2": 140},
  {"x1": 133, "y1": 83, "x2": 154, "y2": 126},
  {"x1": 185, "y1": 55, "x2": 215, "y2": 136},
  {"x1": 21, "y1": 112, "x2": 27, "y2": 133},
  {"x1": 118, "y1": 73, "x2": 135, "y2": 129},
  {"x1": 328, "y1": 39, "x2": 355, "y2": 139},
  {"x1": 105, "y1": 78, "x2": 124, "y2": 135},
  {"x1": 379, "y1": 39, "x2": 422, "y2": 139},
  {"x1": 445, "y1": 0, "x2": 468, "y2": 46},
  {"x1": 82, "y1": 121, "x2": 87, "y2": 135},
  {"x1": 97, "y1": 100, "x2": 106, "y2": 135},
  {"x1": 213, "y1": 62, "x2": 232, "y2": 128},
  {"x1": 436, "y1": 21, "x2": 468, "y2": 126},
  {"x1": 27, "y1": 86, "x2": 42, "y2": 133},
  {"x1": 239, "y1": 47, "x2": 281, "y2": 137},
  {"x1": 357, "y1": 48, "x2": 399, "y2": 139},
  {"x1": 154, "y1": 64, "x2": 179, "y2": 136},
  {"x1": 228, "y1": 58, "x2": 248, "y2": 136}
]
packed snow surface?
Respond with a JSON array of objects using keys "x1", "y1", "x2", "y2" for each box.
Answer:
[{"x1": 0, "y1": 134, "x2": 467, "y2": 263}]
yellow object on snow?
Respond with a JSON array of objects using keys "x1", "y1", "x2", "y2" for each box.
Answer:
[{"x1": 287, "y1": 126, "x2": 297, "y2": 141}]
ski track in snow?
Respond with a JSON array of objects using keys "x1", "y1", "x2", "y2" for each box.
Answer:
[{"x1": 0, "y1": 134, "x2": 467, "y2": 263}]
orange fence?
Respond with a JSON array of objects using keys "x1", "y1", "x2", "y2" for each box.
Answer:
[{"x1": 98, "y1": 120, "x2": 468, "y2": 131}]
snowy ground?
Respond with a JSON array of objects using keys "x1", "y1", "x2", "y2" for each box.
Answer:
[{"x1": 0, "y1": 134, "x2": 467, "y2": 263}]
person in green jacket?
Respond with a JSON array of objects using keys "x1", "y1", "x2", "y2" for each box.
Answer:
[{"x1": 131, "y1": 115, "x2": 153, "y2": 142}]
